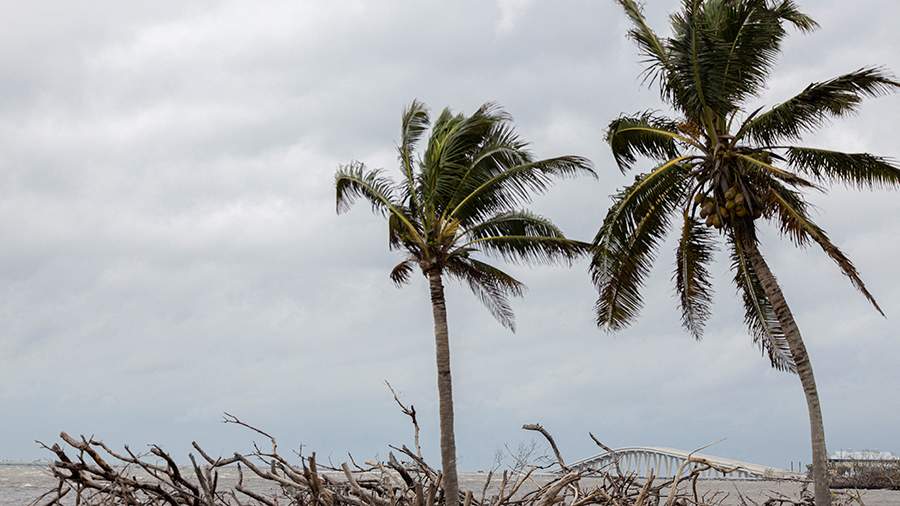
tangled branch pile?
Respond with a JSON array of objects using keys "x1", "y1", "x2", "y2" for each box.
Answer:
[
  {"x1": 33, "y1": 394, "x2": 846, "y2": 506},
  {"x1": 34, "y1": 426, "x2": 722, "y2": 506}
]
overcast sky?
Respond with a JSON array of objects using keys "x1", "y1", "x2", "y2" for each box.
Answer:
[{"x1": 1, "y1": 1, "x2": 898, "y2": 470}]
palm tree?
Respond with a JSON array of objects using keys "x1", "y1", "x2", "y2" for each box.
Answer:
[
  {"x1": 336, "y1": 101, "x2": 594, "y2": 505},
  {"x1": 593, "y1": 1, "x2": 899, "y2": 504}
]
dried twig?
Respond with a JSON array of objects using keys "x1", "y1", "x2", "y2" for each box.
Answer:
[{"x1": 522, "y1": 423, "x2": 569, "y2": 472}]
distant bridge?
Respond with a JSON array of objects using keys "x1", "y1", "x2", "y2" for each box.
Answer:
[{"x1": 568, "y1": 447, "x2": 803, "y2": 480}]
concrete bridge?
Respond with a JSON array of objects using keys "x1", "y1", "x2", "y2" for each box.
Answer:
[{"x1": 568, "y1": 447, "x2": 803, "y2": 480}]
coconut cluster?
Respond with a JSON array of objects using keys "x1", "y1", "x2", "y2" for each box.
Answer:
[{"x1": 695, "y1": 185, "x2": 760, "y2": 229}]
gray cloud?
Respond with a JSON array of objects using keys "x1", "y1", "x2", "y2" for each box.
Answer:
[{"x1": 0, "y1": 1, "x2": 898, "y2": 470}]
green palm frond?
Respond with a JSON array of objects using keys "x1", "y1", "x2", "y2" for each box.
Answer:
[
  {"x1": 615, "y1": 0, "x2": 672, "y2": 92},
  {"x1": 335, "y1": 162, "x2": 424, "y2": 247},
  {"x1": 674, "y1": 215, "x2": 716, "y2": 339},
  {"x1": 440, "y1": 121, "x2": 530, "y2": 217},
  {"x1": 704, "y1": 0, "x2": 817, "y2": 113},
  {"x1": 448, "y1": 155, "x2": 595, "y2": 224},
  {"x1": 770, "y1": 0, "x2": 819, "y2": 31},
  {"x1": 458, "y1": 210, "x2": 588, "y2": 265},
  {"x1": 420, "y1": 108, "x2": 465, "y2": 216},
  {"x1": 766, "y1": 184, "x2": 884, "y2": 315},
  {"x1": 335, "y1": 162, "x2": 400, "y2": 215},
  {"x1": 467, "y1": 235, "x2": 589, "y2": 267},
  {"x1": 606, "y1": 112, "x2": 690, "y2": 172},
  {"x1": 445, "y1": 257, "x2": 525, "y2": 331},
  {"x1": 592, "y1": 156, "x2": 691, "y2": 330},
  {"x1": 627, "y1": 0, "x2": 816, "y2": 120},
  {"x1": 398, "y1": 100, "x2": 430, "y2": 212},
  {"x1": 464, "y1": 210, "x2": 565, "y2": 243},
  {"x1": 734, "y1": 153, "x2": 818, "y2": 189},
  {"x1": 388, "y1": 212, "x2": 423, "y2": 253},
  {"x1": 422, "y1": 104, "x2": 510, "y2": 212},
  {"x1": 743, "y1": 68, "x2": 899, "y2": 146},
  {"x1": 729, "y1": 230, "x2": 796, "y2": 372},
  {"x1": 667, "y1": 0, "x2": 714, "y2": 119},
  {"x1": 786, "y1": 147, "x2": 900, "y2": 189}
]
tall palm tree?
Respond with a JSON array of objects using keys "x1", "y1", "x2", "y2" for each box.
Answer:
[
  {"x1": 593, "y1": 1, "x2": 899, "y2": 504},
  {"x1": 336, "y1": 101, "x2": 594, "y2": 505}
]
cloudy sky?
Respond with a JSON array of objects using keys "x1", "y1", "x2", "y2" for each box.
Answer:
[{"x1": 1, "y1": 1, "x2": 898, "y2": 470}]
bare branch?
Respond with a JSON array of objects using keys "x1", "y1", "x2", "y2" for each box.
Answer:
[{"x1": 522, "y1": 423, "x2": 569, "y2": 472}]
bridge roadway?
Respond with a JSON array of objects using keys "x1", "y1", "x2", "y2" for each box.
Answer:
[{"x1": 567, "y1": 447, "x2": 804, "y2": 480}]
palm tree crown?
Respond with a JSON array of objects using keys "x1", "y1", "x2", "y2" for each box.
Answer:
[
  {"x1": 595, "y1": 0, "x2": 899, "y2": 369},
  {"x1": 337, "y1": 101, "x2": 595, "y2": 329},
  {"x1": 337, "y1": 101, "x2": 593, "y2": 505}
]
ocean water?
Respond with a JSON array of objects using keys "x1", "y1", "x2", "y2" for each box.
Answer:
[
  {"x1": 3, "y1": 465, "x2": 899, "y2": 505},
  {"x1": 1, "y1": 465, "x2": 56, "y2": 505}
]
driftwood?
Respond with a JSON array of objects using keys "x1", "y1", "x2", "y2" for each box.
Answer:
[
  {"x1": 33, "y1": 393, "x2": 866, "y2": 506},
  {"x1": 34, "y1": 427, "x2": 730, "y2": 506}
]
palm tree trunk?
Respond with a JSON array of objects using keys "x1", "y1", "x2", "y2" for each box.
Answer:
[
  {"x1": 743, "y1": 237, "x2": 831, "y2": 506},
  {"x1": 427, "y1": 269, "x2": 460, "y2": 506}
]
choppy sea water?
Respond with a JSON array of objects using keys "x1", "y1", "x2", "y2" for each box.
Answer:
[
  {"x1": 3, "y1": 465, "x2": 900, "y2": 506},
  {"x1": 1, "y1": 465, "x2": 56, "y2": 505}
]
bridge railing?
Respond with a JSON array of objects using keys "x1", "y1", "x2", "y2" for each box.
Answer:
[{"x1": 567, "y1": 447, "x2": 802, "y2": 481}]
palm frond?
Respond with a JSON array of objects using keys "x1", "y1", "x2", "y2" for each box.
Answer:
[
  {"x1": 766, "y1": 184, "x2": 884, "y2": 315},
  {"x1": 743, "y1": 68, "x2": 899, "y2": 145},
  {"x1": 674, "y1": 215, "x2": 716, "y2": 339},
  {"x1": 335, "y1": 161, "x2": 400, "y2": 215},
  {"x1": 389, "y1": 258, "x2": 416, "y2": 287},
  {"x1": 661, "y1": 0, "x2": 818, "y2": 119},
  {"x1": 735, "y1": 153, "x2": 818, "y2": 189},
  {"x1": 335, "y1": 162, "x2": 423, "y2": 246},
  {"x1": 463, "y1": 210, "x2": 565, "y2": 243},
  {"x1": 398, "y1": 100, "x2": 430, "y2": 212},
  {"x1": 666, "y1": 0, "x2": 713, "y2": 118},
  {"x1": 786, "y1": 147, "x2": 900, "y2": 189},
  {"x1": 729, "y1": 230, "x2": 796, "y2": 372},
  {"x1": 592, "y1": 156, "x2": 690, "y2": 330},
  {"x1": 606, "y1": 112, "x2": 688, "y2": 172},
  {"x1": 448, "y1": 155, "x2": 595, "y2": 224},
  {"x1": 445, "y1": 257, "x2": 525, "y2": 331},
  {"x1": 771, "y1": 0, "x2": 819, "y2": 32},
  {"x1": 422, "y1": 103, "x2": 511, "y2": 215},
  {"x1": 708, "y1": 0, "x2": 816, "y2": 112},
  {"x1": 468, "y1": 235, "x2": 589, "y2": 267},
  {"x1": 439, "y1": 121, "x2": 530, "y2": 218},
  {"x1": 615, "y1": 0, "x2": 672, "y2": 92},
  {"x1": 388, "y1": 212, "x2": 424, "y2": 253},
  {"x1": 421, "y1": 107, "x2": 466, "y2": 216}
]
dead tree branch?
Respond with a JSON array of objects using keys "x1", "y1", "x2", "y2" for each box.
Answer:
[{"x1": 522, "y1": 423, "x2": 568, "y2": 472}]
